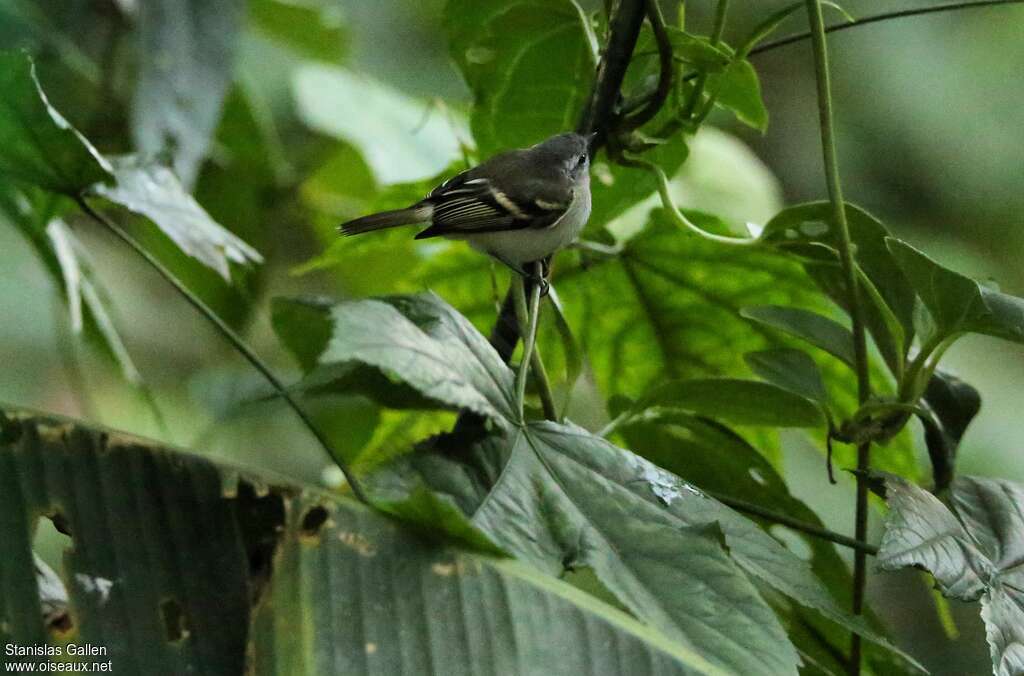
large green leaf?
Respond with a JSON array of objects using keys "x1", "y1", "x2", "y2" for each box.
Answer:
[
  {"x1": 876, "y1": 473, "x2": 1024, "y2": 676},
  {"x1": 0, "y1": 409, "x2": 724, "y2": 675},
  {"x1": 887, "y1": 238, "x2": 1024, "y2": 345},
  {"x1": 444, "y1": 0, "x2": 594, "y2": 158},
  {"x1": 321, "y1": 293, "x2": 921, "y2": 673},
  {"x1": 615, "y1": 412, "x2": 911, "y2": 675},
  {"x1": 131, "y1": 0, "x2": 244, "y2": 187},
  {"x1": 91, "y1": 155, "x2": 263, "y2": 280},
  {"x1": 0, "y1": 50, "x2": 111, "y2": 194},
  {"x1": 760, "y1": 202, "x2": 916, "y2": 373}
]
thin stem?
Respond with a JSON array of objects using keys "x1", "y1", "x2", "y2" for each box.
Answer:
[
  {"x1": 627, "y1": 157, "x2": 759, "y2": 246},
  {"x1": 75, "y1": 196, "x2": 369, "y2": 504},
  {"x1": 751, "y1": 0, "x2": 1024, "y2": 57},
  {"x1": 512, "y1": 268, "x2": 544, "y2": 422},
  {"x1": 681, "y1": 0, "x2": 729, "y2": 119},
  {"x1": 804, "y1": 3, "x2": 871, "y2": 673},
  {"x1": 710, "y1": 492, "x2": 878, "y2": 556},
  {"x1": 529, "y1": 342, "x2": 559, "y2": 421}
]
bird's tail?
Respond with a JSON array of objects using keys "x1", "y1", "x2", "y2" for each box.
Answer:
[{"x1": 339, "y1": 204, "x2": 432, "y2": 236}]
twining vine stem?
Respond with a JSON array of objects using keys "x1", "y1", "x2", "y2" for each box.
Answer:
[
  {"x1": 511, "y1": 263, "x2": 556, "y2": 421},
  {"x1": 804, "y1": 2, "x2": 872, "y2": 674},
  {"x1": 74, "y1": 196, "x2": 370, "y2": 505}
]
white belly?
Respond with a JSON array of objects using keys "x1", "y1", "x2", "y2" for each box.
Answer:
[{"x1": 457, "y1": 177, "x2": 592, "y2": 265}]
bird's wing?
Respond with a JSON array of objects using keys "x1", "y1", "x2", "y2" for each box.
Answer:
[{"x1": 415, "y1": 170, "x2": 571, "y2": 240}]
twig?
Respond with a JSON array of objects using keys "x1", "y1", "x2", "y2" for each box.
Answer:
[
  {"x1": 710, "y1": 492, "x2": 878, "y2": 556},
  {"x1": 751, "y1": 0, "x2": 1024, "y2": 57},
  {"x1": 75, "y1": 196, "x2": 369, "y2": 504},
  {"x1": 804, "y1": 3, "x2": 872, "y2": 673},
  {"x1": 620, "y1": 0, "x2": 674, "y2": 131},
  {"x1": 681, "y1": 0, "x2": 730, "y2": 120},
  {"x1": 511, "y1": 265, "x2": 547, "y2": 422}
]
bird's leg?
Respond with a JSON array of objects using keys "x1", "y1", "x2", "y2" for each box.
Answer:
[{"x1": 491, "y1": 254, "x2": 550, "y2": 296}]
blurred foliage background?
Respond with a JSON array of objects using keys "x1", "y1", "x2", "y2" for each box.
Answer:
[{"x1": 1, "y1": 1, "x2": 1021, "y2": 673}]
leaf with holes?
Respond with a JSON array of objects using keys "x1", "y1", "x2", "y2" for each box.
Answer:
[{"x1": 0, "y1": 409, "x2": 724, "y2": 675}]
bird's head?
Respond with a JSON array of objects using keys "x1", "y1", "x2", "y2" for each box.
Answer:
[{"x1": 531, "y1": 132, "x2": 593, "y2": 182}]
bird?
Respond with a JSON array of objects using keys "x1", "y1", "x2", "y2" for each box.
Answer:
[{"x1": 339, "y1": 132, "x2": 593, "y2": 283}]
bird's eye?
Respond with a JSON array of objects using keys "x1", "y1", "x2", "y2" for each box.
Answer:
[{"x1": 575, "y1": 153, "x2": 587, "y2": 167}]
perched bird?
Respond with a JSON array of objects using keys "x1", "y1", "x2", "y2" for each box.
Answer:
[{"x1": 339, "y1": 132, "x2": 593, "y2": 281}]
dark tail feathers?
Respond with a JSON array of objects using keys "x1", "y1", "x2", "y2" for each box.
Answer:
[{"x1": 339, "y1": 205, "x2": 431, "y2": 236}]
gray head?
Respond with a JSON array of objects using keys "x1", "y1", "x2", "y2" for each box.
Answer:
[{"x1": 529, "y1": 132, "x2": 592, "y2": 181}]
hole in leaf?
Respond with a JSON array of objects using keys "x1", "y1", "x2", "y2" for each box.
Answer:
[
  {"x1": 234, "y1": 480, "x2": 287, "y2": 607},
  {"x1": 33, "y1": 513, "x2": 73, "y2": 633},
  {"x1": 160, "y1": 598, "x2": 189, "y2": 643},
  {"x1": 300, "y1": 505, "x2": 329, "y2": 538}
]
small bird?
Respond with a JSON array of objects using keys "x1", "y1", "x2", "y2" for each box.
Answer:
[{"x1": 339, "y1": 132, "x2": 593, "y2": 281}]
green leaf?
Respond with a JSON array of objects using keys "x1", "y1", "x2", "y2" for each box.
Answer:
[
  {"x1": 707, "y1": 60, "x2": 767, "y2": 132},
  {"x1": 663, "y1": 28, "x2": 732, "y2": 70},
  {"x1": 336, "y1": 293, "x2": 921, "y2": 673},
  {"x1": 615, "y1": 412, "x2": 911, "y2": 675},
  {"x1": 131, "y1": 0, "x2": 243, "y2": 187},
  {"x1": 641, "y1": 378, "x2": 825, "y2": 428},
  {"x1": 292, "y1": 64, "x2": 464, "y2": 184},
  {"x1": 271, "y1": 296, "x2": 335, "y2": 372},
  {"x1": 887, "y1": 237, "x2": 1024, "y2": 344},
  {"x1": 741, "y1": 305, "x2": 856, "y2": 367},
  {"x1": 91, "y1": 155, "x2": 263, "y2": 280},
  {"x1": 760, "y1": 202, "x2": 916, "y2": 374},
  {"x1": 745, "y1": 348, "x2": 828, "y2": 406},
  {"x1": 0, "y1": 409, "x2": 720, "y2": 675},
  {"x1": 445, "y1": 0, "x2": 594, "y2": 158},
  {"x1": 735, "y1": 1, "x2": 854, "y2": 57},
  {"x1": 876, "y1": 473, "x2": 1024, "y2": 676},
  {"x1": 918, "y1": 370, "x2": 981, "y2": 492},
  {"x1": 250, "y1": 0, "x2": 347, "y2": 63},
  {"x1": 0, "y1": 50, "x2": 111, "y2": 194},
  {"x1": 321, "y1": 293, "x2": 518, "y2": 424}
]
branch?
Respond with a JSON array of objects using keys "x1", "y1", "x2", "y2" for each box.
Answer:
[
  {"x1": 620, "y1": 0, "x2": 674, "y2": 132},
  {"x1": 804, "y1": 2, "x2": 872, "y2": 673},
  {"x1": 711, "y1": 493, "x2": 879, "y2": 556},
  {"x1": 751, "y1": 0, "x2": 1024, "y2": 57},
  {"x1": 75, "y1": 196, "x2": 369, "y2": 504}
]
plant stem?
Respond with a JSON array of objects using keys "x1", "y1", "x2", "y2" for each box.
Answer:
[
  {"x1": 804, "y1": 3, "x2": 871, "y2": 673},
  {"x1": 681, "y1": 0, "x2": 729, "y2": 119},
  {"x1": 511, "y1": 266, "x2": 546, "y2": 422},
  {"x1": 627, "y1": 157, "x2": 759, "y2": 246},
  {"x1": 710, "y1": 493, "x2": 878, "y2": 556},
  {"x1": 621, "y1": 0, "x2": 674, "y2": 131},
  {"x1": 75, "y1": 196, "x2": 369, "y2": 504},
  {"x1": 752, "y1": 1, "x2": 1024, "y2": 57}
]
